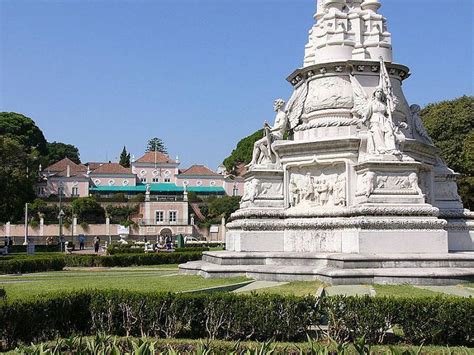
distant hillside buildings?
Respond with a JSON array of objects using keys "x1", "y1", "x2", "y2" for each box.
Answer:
[{"x1": 36, "y1": 152, "x2": 244, "y2": 199}]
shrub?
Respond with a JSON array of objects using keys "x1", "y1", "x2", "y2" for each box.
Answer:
[
  {"x1": 0, "y1": 257, "x2": 66, "y2": 274},
  {"x1": 1, "y1": 291, "x2": 472, "y2": 351},
  {"x1": 7, "y1": 244, "x2": 61, "y2": 254},
  {"x1": 0, "y1": 287, "x2": 5, "y2": 301}
]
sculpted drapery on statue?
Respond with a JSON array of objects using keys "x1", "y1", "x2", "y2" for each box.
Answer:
[{"x1": 351, "y1": 57, "x2": 406, "y2": 156}]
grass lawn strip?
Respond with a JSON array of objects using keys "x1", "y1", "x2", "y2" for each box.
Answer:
[
  {"x1": 241, "y1": 281, "x2": 323, "y2": 296},
  {"x1": 0, "y1": 268, "x2": 249, "y2": 300},
  {"x1": 373, "y1": 284, "x2": 455, "y2": 298}
]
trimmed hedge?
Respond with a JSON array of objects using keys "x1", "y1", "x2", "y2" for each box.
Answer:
[
  {"x1": 0, "y1": 291, "x2": 473, "y2": 350},
  {"x1": 0, "y1": 257, "x2": 66, "y2": 274},
  {"x1": 107, "y1": 244, "x2": 209, "y2": 255},
  {"x1": 0, "y1": 252, "x2": 203, "y2": 274},
  {"x1": 7, "y1": 244, "x2": 61, "y2": 254}
]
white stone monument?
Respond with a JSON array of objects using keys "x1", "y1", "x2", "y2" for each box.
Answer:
[{"x1": 180, "y1": 0, "x2": 474, "y2": 284}]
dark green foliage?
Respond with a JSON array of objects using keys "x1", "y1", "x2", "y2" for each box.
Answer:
[
  {"x1": 395, "y1": 297, "x2": 474, "y2": 345},
  {"x1": 71, "y1": 197, "x2": 106, "y2": 224},
  {"x1": 0, "y1": 137, "x2": 36, "y2": 223},
  {"x1": 0, "y1": 257, "x2": 66, "y2": 274},
  {"x1": 0, "y1": 112, "x2": 48, "y2": 156},
  {"x1": 0, "y1": 288, "x2": 5, "y2": 301},
  {"x1": 0, "y1": 252, "x2": 202, "y2": 273},
  {"x1": 7, "y1": 244, "x2": 61, "y2": 254},
  {"x1": 223, "y1": 129, "x2": 263, "y2": 175},
  {"x1": 1, "y1": 291, "x2": 472, "y2": 350},
  {"x1": 44, "y1": 141, "x2": 81, "y2": 166},
  {"x1": 106, "y1": 244, "x2": 209, "y2": 255},
  {"x1": 421, "y1": 96, "x2": 474, "y2": 208},
  {"x1": 146, "y1": 137, "x2": 167, "y2": 154},
  {"x1": 119, "y1": 146, "x2": 131, "y2": 168},
  {"x1": 199, "y1": 196, "x2": 241, "y2": 228},
  {"x1": 0, "y1": 292, "x2": 92, "y2": 349},
  {"x1": 105, "y1": 204, "x2": 138, "y2": 224}
]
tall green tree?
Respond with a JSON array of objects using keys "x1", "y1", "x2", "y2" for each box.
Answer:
[
  {"x1": 223, "y1": 129, "x2": 263, "y2": 175},
  {"x1": 45, "y1": 142, "x2": 81, "y2": 166},
  {"x1": 119, "y1": 146, "x2": 131, "y2": 168},
  {"x1": 421, "y1": 96, "x2": 473, "y2": 209},
  {"x1": 0, "y1": 137, "x2": 36, "y2": 222},
  {"x1": 0, "y1": 112, "x2": 48, "y2": 156},
  {"x1": 146, "y1": 137, "x2": 167, "y2": 154}
]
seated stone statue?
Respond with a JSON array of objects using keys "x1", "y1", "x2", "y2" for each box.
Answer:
[{"x1": 248, "y1": 99, "x2": 288, "y2": 167}]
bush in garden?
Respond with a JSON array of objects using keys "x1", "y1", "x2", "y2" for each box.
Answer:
[
  {"x1": 1, "y1": 290, "x2": 472, "y2": 351},
  {"x1": 0, "y1": 257, "x2": 66, "y2": 274}
]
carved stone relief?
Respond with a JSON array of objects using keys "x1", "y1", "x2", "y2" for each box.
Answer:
[
  {"x1": 288, "y1": 165, "x2": 346, "y2": 208},
  {"x1": 356, "y1": 171, "x2": 423, "y2": 197},
  {"x1": 241, "y1": 179, "x2": 283, "y2": 206},
  {"x1": 305, "y1": 76, "x2": 353, "y2": 113}
]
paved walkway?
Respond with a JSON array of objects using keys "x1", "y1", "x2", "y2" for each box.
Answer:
[
  {"x1": 416, "y1": 285, "x2": 474, "y2": 298},
  {"x1": 324, "y1": 285, "x2": 376, "y2": 297},
  {"x1": 233, "y1": 281, "x2": 288, "y2": 293}
]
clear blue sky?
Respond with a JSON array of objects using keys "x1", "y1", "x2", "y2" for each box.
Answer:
[{"x1": 1, "y1": 0, "x2": 472, "y2": 169}]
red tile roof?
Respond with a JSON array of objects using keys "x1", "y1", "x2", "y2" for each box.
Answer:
[
  {"x1": 45, "y1": 158, "x2": 79, "y2": 172},
  {"x1": 90, "y1": 163, "x2": 133, "y2": 175},
  {"x1": 179, "y1": 165, "x2": 220, "y2": 177},
  {"x1": 45, "y1": 158, "x2": 88, "y2": 178},
  {"x1": 86, "y1": 162, "x2": 107, "y2": 171},
  {"x1": 136, "y1": 152, "x2": 177, "y2": 164}
]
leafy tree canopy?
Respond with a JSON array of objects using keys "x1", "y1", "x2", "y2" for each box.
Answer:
[
  {"x1": 421, "y1": 96, "x2": 473, "y2": 209},
  {"x1": 0, "y1": 112, "x2": 48, "y2": 156},
  {"x1": 71, "y1": 197, "x2": 105, "y2": 224},
  {"x1": 119, "y1": 146, "x2": 131, "y2": 168},
  {"x1": 146, "y1": 137, "x2": 167, "y2": 154},
  {"x1": 45, "y1": 142, "x2": 81, "y2": 166},
  {"x1": 223, "y1": 129, "x2": 263, "y2": 175},
  {"x1": 0, "y1": 137, "x2": 36, "y2": 222},
  {"x1": 421, "y1": 96, "x2": 473, "y2": 175}
]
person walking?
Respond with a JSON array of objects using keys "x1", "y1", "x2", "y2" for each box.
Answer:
[
  {"x1": 93, "y1": 236, "x2": 100, "y2": 253},
  {"x1": 79, "y1": 234, "x2": 85, "y2": 250}
]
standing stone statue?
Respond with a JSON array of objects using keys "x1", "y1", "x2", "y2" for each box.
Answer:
[
  {"x1": 248, "y1": 99, "x2": 288, "y2": 167},
  {"x1": 351, "y1": 58, "x2": 406, "y2": 156}
]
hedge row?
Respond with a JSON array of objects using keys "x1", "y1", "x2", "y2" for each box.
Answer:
[
  {"x1": 106, "y1": 244, "x2": 210, "y2": 255},
  {"x1": 0, "y1": 252, "x2": 203, "y2": 274},
  {"x1": 7, "y1": 244, "x2": 61, "y2": 254},
  {"x1": 0, "y1": 290, "x2": 473, "y2": 350},
  {"x1": 0, "y1": 257, "x2": 66, "y2": 274}
]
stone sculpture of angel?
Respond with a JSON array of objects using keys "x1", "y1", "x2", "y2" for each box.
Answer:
[{"x1": 351, "y1": 78, "x2": 404, "y2": 156}]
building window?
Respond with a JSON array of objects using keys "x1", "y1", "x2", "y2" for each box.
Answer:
[
  {"x1": 72, "y1": 187, "x2": 79, "y2": 197},
  {"x1": 156, "y1": 211, "x2": 164, "y2": 224},
  {"x1": 210, "y1": 180, "x2": 216, "y2": 186},
  {"x1": 233, "y1": 185, "x2": 239, "y2": 196},
  {"x1": 140, "y1": 178, "x2": 146, "y2": 183},
  {"x1": 152, "y1": 177, "x2": 159, "y2": 183},
  {"x1": 164, "y1": 178, "x2": 171, "y2": 183},
  {"x1": 123, "y1": 179, "x2": 129, "y2": 186},
  {"x1": 169, "y1": 211, "x2": 177, "y2": 223},
  {"x1": 108, "y1": 179, "x2": 115, "y2": 186},
  {"x1": 196, "y1": 180, "x2": 202, "y2": 186},
  {"x1": 94, "y1": 179, "x2": 101, "y2": 186}
]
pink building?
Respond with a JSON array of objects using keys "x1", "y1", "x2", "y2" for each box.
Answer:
[
  {"x1": 37, "y1": 158, "x2": 89, "y2": 198},
  {"x1": 132, "y1": 152, "x2": 179, "y2": 184}
]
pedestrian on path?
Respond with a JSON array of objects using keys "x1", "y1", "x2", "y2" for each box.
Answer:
[
  {"x1": 79, "y1": 234, "x2": 85, "y2": 250},
  {"x1": 93, "y1": 236, "x2": 100, "y2": 253}
]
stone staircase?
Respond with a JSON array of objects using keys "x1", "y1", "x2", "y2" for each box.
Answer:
[{"x1": 179, "y1": 251, "x2": 474, "y2": 285}]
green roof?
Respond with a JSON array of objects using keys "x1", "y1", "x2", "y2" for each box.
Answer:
[{"x1": 89, "y1": 183, "x2": 225, "y2": 194}]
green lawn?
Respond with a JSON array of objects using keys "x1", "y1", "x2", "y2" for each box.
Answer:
[
  {"x1": 243, "y1": 281, "x2": 323, "y2": 296},
  {"x1": 0, "y1": 265, "x2": 248, "y2": 300},
  {"x1": 373, "y1": 284, "x2": 452, "y2": 298}
]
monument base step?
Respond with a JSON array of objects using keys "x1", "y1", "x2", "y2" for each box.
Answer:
[{"x1": 179, "y1": 252, "x2": 474, "y2": 285}]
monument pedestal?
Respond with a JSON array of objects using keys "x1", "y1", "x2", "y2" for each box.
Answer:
[{"x1": 180, "y1": 0, "x2": 473, "y2": 284}]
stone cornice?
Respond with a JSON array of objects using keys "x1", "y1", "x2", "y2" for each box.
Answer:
[{"x1": 287, "y1": 60, "x2": 411, "y2": 87}]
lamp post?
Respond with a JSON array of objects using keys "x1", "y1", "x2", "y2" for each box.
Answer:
[
  {"x1": 23, "y1": 203, "x2": 29, "y2": 246},
  {"x1": 58, "y1": 182, "x2": 65, "y2": 252}
]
